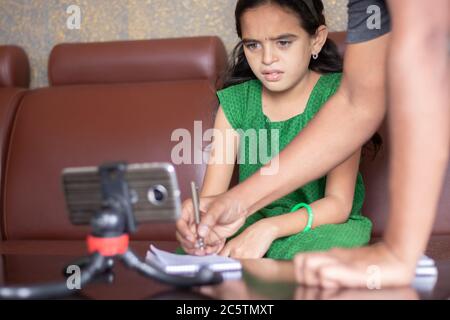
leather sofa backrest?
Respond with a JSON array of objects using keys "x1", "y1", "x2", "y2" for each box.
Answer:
[
  {"x1": 0, "y1": 46, "x2": 30, "y2": 241},
  {"x1": 0, "y1": 46, "x2": 30, "y2": 89},
  {"x1": 49, "y1": 36, "x2": 227, "y2": 87}
]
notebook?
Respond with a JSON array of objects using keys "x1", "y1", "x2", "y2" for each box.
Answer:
[
  {"x1": 145, "y1": 245, "x2": 242, "y2": 276},
  {"x1": 413, "y1": 255, "x2": 438, "y2": 292},
  {"x1": 416, "y1": 255, "x2": 438, "y2": 275}
]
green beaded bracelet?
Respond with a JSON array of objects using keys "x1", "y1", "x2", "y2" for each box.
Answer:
[{"x1": 290, "y1": 202, "x2": 314, "y2": 233}]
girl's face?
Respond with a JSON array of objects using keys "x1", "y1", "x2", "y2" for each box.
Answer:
[{"x1": 240, "y1": 4, "x2": 320, "y2": 93}]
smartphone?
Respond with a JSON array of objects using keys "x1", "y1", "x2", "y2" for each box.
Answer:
[{"x1": 61, "y1": 162, "x2": 181, "y2": 225}]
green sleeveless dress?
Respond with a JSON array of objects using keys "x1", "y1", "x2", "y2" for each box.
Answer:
[{"x1": 216, "y1": 73, "x2": 372, "y2": 260}]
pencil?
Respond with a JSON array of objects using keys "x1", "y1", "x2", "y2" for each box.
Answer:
[{"x1": 190, "y1": 181, "x2": 204, "y2": 250}]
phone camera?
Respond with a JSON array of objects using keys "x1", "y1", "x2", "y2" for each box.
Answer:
[{"x1": 147, "y1": 185, "x2": 168, "y2": 205}]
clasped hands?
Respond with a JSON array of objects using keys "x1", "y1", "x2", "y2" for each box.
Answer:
[{"x1": 175, "y1": 195, "x2": 275, "y2": 259}]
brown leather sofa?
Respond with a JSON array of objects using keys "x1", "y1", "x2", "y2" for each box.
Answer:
[
  {"x1": 0, "y1": 37, "x2": 227, "y2": 241},
  {"x1": 0, "y1": 34, "x2": 448, "y2": 259},
  {"x1": 0, "y1": 45, "x2": 30, "y2": 242}
]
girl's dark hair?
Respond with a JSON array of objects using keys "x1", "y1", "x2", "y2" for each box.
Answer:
[{"x1": 221, "y1": 0, "x2": 381, "y2": 158}]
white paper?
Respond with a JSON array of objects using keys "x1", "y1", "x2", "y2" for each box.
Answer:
[
  {"x1": 145, "y1": 245, "x2": 242, "y2": 275},
  {"x1": 413, "y1": 255, "x2": 438, "y2": 292}
]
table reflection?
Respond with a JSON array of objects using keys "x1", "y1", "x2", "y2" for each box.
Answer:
[{"x1": 197, "y1": 258, "x2": 420, "y2": 300}]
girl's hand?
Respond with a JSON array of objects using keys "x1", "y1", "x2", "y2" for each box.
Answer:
[
  {"x1": 175, "y1": 196, "x2": 227, "y2": 256},
  {"x1": 219, "y1": 219, "x2": 278, "y2": 259},
  {"x1": 175, "y1": 198, "x2": 199, "y2": 255}
]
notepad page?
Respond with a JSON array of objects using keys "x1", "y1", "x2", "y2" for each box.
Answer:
[
  {"x1": 147, "y1": 245, "x2": 242, "y2": 274},
  {"x1": 150, "y1": 245, "x2": 238, "y2": 264}
]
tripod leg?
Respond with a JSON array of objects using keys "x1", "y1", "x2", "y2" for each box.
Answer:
[{"x1": 0, "y1": 253, "x2": 107, "y2": 299}]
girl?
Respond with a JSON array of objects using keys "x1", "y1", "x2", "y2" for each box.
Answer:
[{"x1": 176, "y1": 0, "x2": 377, "y2": 259}]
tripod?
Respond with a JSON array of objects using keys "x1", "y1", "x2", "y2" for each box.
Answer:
[{"x1": 0, "y1": 163, "x2": 222, "y2": 299}]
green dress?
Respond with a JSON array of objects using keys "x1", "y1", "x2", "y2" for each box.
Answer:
[{"x1": 216, "y1": 73, "x2": 372, "y2": 260}]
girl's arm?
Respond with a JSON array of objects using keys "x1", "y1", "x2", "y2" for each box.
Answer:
[
  {"x1": 176, "y1": 106, "x2": 239, "y2": 254},
  {"x1": 267, "y1": 149, "x2": 362, "y2": 238},
  {"x1": 200, "y1": 106, "x2": 240, "y2": 197}
]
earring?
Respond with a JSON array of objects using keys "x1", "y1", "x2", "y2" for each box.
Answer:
[{"x1": 312, "y1": 53, "x2": 319, "y2": 60}]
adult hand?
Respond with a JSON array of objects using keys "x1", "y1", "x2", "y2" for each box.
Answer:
[
  {"x1": 294, "y1": 242, "x2": 416, "y2": 289},
  {"x1": 196, "y1": 193, "x2": 248, "y2": 248}
]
